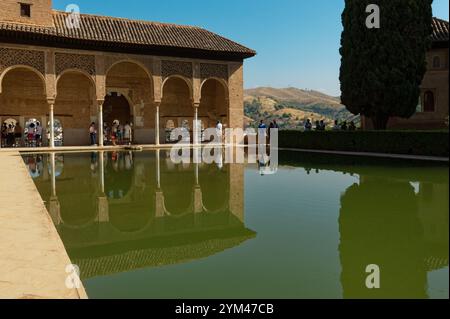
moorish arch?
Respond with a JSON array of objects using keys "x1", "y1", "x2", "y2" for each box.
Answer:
[
  {"x1": 160, "y1": 76, "x2": 194, "y2": 143},
  {"x1": 0, "y1": 66, "x2": 47, "y2": 145},
  {"x1": 55, "y1": 69, "x2": 96, "y2": 146},
  {"x1": 105, "y1": 60, "x2": 154, "y2": 143},
  {"x1": 199, "y1": 78, "x2": 229, "y2": 129},
  {"x1": 160, "y1": 160, "x2": 196, "y2": 215},
  {"x1": 199, "y1": 164, "x2": 230, "y2": 213}
]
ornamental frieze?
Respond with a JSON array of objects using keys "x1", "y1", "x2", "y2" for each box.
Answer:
[
  {"x1": 200, "y1": 63, "x2": 228, "y2": 81},
  {"x1": 55, "y1": 53, "x2": 96, "y2": 76},
  {"x1": 161, "y1": 60, "x2": 193, "y2": 80},
  {"x1": 0, "y1": 48, "x2": 45, "y2": 75}
]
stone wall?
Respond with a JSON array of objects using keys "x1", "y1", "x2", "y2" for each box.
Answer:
[{"x1": 0, "y1": 0, "x2": 53, "y2": 27}]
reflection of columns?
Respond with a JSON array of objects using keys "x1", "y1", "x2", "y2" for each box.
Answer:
[
  {"x1": 156, "y1": 149, "x2": 161, "y2": 189},
  {"x1": 155, "y1": 102, "x2": 160, "y2": 146},
  {"x1": 49, "y1": 153, "x2": 61, "y2": 225},
  {"x1": 50, "y1": 153, "x2": 56, "y2": 197},
  {"x1": 97, "y1": 100, "x2": 104, "y2": 147},
  {"x1": 194, "y1": 186, "x2": 203, "y2": 214},
  {"x1": 48, "y1": 99, "x2": 55, "y2": 148},
  {"x1": 193, "y1": 102, "x2": 200, "y2": 145},
  {"x1": 229, "y1": 164, "x2": 244, "y2": 223},
  {"x1": 99, "y1": 151, "x2": 105, "y2": 194}
]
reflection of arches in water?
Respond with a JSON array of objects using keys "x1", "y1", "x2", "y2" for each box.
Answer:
[
  {"x1": 47, "y1": 118, "x2": 64, "y2": 146},
  {"x1": 161, "y1": 169, "x2": 195, "y2": 215},
  {"x1": 199, "y1": 165, "x2": 229, "y2": 212},
  {"x1": 109, "y1": 199, "x2": 154, "y2": 233},
  {"x1": 339, "y1": 177, "x2": 427, "y2": 299}
]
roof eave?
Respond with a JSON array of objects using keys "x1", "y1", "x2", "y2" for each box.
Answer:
[{"x1": 0, "y1": 30, "x2": 256, "y2": 62}]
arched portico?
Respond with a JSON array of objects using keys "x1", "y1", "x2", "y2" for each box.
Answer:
[
  {"x1": 103, "y1": 60, "x2": 154, "y2": 145},
  {"x1": 160, "y1": 76, "x2": 194, "y2": 143},
  {"x1": 55, "y1": 70, "x2": 96, "y2": 146},
  {"x1": 199, "y1": 78, "x2": 229, "y2": 131},
  {"x1": 0, "y1": 66, "x2": 48, "y2": 147}
]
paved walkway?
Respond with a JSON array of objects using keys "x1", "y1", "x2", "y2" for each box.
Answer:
[{"x1": 0, "y1": 151, "x2": 87, "y2": 299}]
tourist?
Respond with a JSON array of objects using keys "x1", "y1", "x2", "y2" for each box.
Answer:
[
  {"x1": 35, "y1": 122, "x2": 43, "y2": 147},
  {"x1": 117, "y1": 123, "x2": 124, "y2": 144},
  {"x1": 349, "y1": 121, "x2": 357, "y2": 131},
  {"x1": 1, "y1": 123, "x2": 8, "y2": 147},
  {"x1": 314, "y1": 120, "x2": 321, "y2": 131},
  {"x1": 14, "y1": 122, "x2": 22, "y2": 147},
  {"x1": 332, "y1": 120, "x2": 340, "y2": 131},
  {"x1": 304, "y1": 119, "x2": 312, "y2": 131},
  {"x1": 27, "y1": 122, "x2": 36, "y2": 147},
  {"x1": 6, "y1": 124, "x2": 15, "y2": 147},
  {"x1": 89, "y1": 122, "x2": 97, "y2": 146},
  {"x1": 341, "y1": 121, "x2": 348, "y2": 131},
  {"x1": 103, "y1": 123, "x2": 110, "y2": 145},
  {"x1": 272, "y1": 120, "x2": 279, "y2": 129},
  {"x1": 268, "y1": 121, "x2": 274, "y2": 137},
  {"x1": 319, "y1": 120, "x2": 326, "y2": 131},
  {"x1": 124, "y1": 122, "x2": 132, "y2": 145},
  {"x1": 216, "y1": 120, "x2": 223, "y2": 142},
  {"x1": 111, "y1": 123, "x2": 118, "y2": 146}
]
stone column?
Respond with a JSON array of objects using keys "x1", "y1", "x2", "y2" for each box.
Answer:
[
  {"x1": 47, "y1": 99, "x2": 55, "y2": 148},
  {"x1": 155, "y1": 102, "x2": 160, "y2": 146},
  {"x1": 97, "y1": 99, "x2": 104, "y2": 147},
  {"x1": 193, "y1": 102, "x2": 200, "y2": 145}
]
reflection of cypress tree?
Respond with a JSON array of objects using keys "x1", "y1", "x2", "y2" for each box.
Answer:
[{"x1": 339, "y1": 177, "x2": 427, "y2": 299}]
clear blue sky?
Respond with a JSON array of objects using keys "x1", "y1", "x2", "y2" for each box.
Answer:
[{"x1": 54, "y1": 0, "x2": 449, "y2": 96}]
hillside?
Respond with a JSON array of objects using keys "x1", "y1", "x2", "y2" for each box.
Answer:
[{"x1": 244, "y1": 87, "x2": 358, "y2": 129}]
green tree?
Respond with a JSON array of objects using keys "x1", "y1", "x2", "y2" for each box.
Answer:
[{"x1": 339, "y1": 0, "x2": 432, "y2": 129}]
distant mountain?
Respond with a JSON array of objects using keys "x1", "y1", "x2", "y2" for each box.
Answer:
[{"x1": 244, "y1": 87, "x2": 358, "y2": 129}]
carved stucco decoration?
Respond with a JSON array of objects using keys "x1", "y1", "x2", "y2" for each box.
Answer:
[
  {"x1": 200, "y1": 63, "x2": 228, "y2": 81},
  {"x1": 0, "y1": 48, "x2": 45, "y2": 75},
  {"x1": 55, "y1": 53, "x2": 96, "y2": 76},
  {"x1": 161, "y1": 60, "x2": 193, "y2": 80}
]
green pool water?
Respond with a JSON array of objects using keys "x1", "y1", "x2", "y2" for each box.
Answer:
[{"x1": 24, "y1": 150, "x2": 449, "y2": 299}]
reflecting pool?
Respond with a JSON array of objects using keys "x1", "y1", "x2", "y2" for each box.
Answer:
[{"x1": 24, "y1": 150, "x2": 449, "y2": 299}]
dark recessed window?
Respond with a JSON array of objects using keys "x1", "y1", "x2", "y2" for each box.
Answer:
[
  {"x1": 20, "y1": 3, "x2": 31, "y2": 18},
  {"x1": 432, "y1": 56, "x2": 441, "y2": 69},
  {"x1": 423, "y1": 90, "x2": 435, "y2": 112}
]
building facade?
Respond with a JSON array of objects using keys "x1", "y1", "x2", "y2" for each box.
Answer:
[
  {"x1": 0, "y1": 0, "x2": 255, "y2": 146},
  {"x1": 361, "y1": 17, "x2": 449, "y2": 130}
]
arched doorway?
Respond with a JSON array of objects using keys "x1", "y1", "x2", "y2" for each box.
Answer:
[
  {"x1": 0, "y1": 67, "x2": 47, "y2": 148},
  {"x1": 105, "y1": 61, "x2": 153, "y2": 144},
  {"x1": 161, "y1": 76, "x2": 193, "y2": 143},
  {"x1": 199, "y1": 79, "x2": 229, "y2": 132},
  {"x1": 55, "y1": 71, "x2": 95, "y2": 146},
  {"x1": 103, "y1": 93, "x2": 132, "y2": 128}
]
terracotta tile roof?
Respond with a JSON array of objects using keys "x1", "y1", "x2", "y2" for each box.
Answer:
[
  {"x1": 0, "y1": 10, "x2": 256, "y2": 59},
  {"x1": 431, "y1": 17, "x2": 449, "y2": 42}
]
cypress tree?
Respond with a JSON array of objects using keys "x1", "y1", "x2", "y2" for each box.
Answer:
[{"x1": 339, "y1": 0, "x2": 433, "y2": 130}]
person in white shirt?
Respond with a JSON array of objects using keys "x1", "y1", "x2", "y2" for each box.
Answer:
[
  {"x1": 124, "y1": 122, "x2": 132, "y2": 145},
  {"x1": 216, "y1": 121, "x2": 223, "y2": 143}
]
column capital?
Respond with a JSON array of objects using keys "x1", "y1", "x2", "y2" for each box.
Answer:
[
  {"x1": 193, "y1": 101, "x2": 200, "y2": 109},
  {"x1": 154, "y1": 100, "x2": 161, "y2": 108},
  {"x1": 97, "y1": 99, "x2": 105, "y2": 106},
  {"x1": 47, "y1": 97, "x2": 55, "y2": 105}
]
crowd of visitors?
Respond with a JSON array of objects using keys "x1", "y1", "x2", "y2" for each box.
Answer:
[
  {"x1": 89, "y1": 121, "x2": 133, "y2": 146},
  {"x1": 0, "y1": 121, "x2": 44, "y2": 148}
]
